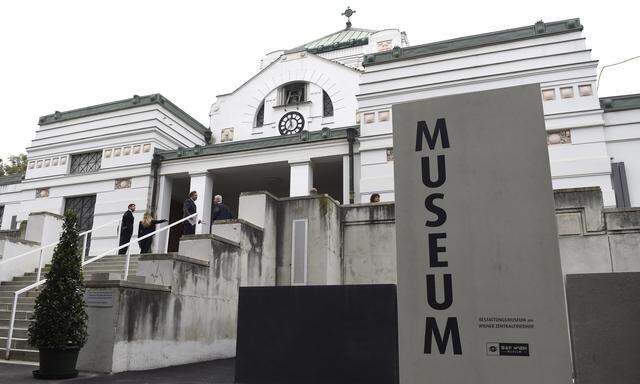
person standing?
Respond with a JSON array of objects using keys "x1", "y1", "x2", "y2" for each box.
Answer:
[
  {"x1": 137, "y1": 211, "x2": 168, "y2": 254},
  {"x1": 370, "y1": 193, "x2": 381, "y2": 203},
  {"x1": 183, "y1": 191, "x2": 200, "y2": 235},
  {"x1": 118, "y1": 203, "x2": 136, "y2": 255},
  {"x1": 211, "y1": 195, "x2": 233, "y2": 223}
]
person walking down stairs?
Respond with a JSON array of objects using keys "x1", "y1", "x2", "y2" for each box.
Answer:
[{"x1": 137, "y1": 211, "x2": 167, "y2": 254}]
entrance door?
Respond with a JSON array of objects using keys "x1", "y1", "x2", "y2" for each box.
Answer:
[{"x1": 64, "y1": 195, "x2": 97, "y2": 256}]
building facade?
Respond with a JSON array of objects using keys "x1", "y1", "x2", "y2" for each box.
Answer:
[{"x1": 0, "y1": 17, "x2": 639, "y2": 256}]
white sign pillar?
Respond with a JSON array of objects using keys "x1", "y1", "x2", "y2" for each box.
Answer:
[
  {"x1": 188, "y1": 172, "x2": 214, "y2": 234},
  {"x1": 392, "y1": 85, "x2": 572, "y2": 384},
  {"x1": 289, "y1": 161, "x2": 313, "y2": 197}
]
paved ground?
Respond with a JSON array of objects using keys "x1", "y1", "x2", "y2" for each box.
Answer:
[{"x1": 0, "y1": 359, "x2": 235, "y2": 384}]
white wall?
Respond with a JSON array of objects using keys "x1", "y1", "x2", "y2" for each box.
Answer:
[
  {"x1": 210, "y1": 52, "x2": 360, "y2": 143},
  {"x1": 357, "y1": 28, "x2": 618, "y2": 206},
  {"x1": 604, "y1": 108, "x2": 640, "y2": 206}
]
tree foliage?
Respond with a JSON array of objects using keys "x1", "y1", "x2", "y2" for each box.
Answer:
[
  {"x1": 28, "y1": 210, "x2": 88, "y2": 349},
  {"x1": 0, "y1": 154, "x2": 28, "y2": 176}
]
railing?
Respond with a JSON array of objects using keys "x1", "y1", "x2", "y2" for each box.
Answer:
[
  {"x1": 4, "y1": 213, "x2": 197, "y2": 359},
  {"x1": 0, "y1": 218, "x2": 121, "y2": 283}
]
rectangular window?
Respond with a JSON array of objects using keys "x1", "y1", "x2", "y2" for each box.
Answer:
[
  {"x1": 282, "y1": 83, "x2": 306, "y2": 105},
  {"x1": 611, "y1": 162, "x2": 631, "y2": 208},
  {"x1": 69, "y1": 151, "x2": 102, "y2": 174},
  {"x1": 541, "y1": 89, "x2": 556, "y2": 101},
  {"x1": 560, "y1": 87, "x2": 574, "y2": 99},
  {"x1": 578, "y1": 84, "x2": 593, "y2": 97},
  {"x1": 291, "y1": 219, "x2": 308, "y2": 285}
]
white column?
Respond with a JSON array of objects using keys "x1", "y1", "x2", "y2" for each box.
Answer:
[
  {"x1": 289, "y1": 161, "x2": 313, "y2": 197},
  {"x1": 189, "y1": 172, "x2": 214, "y2": 234},
  {"x1": 153, "y1": 175, "x2": 173, "y2": 252}
]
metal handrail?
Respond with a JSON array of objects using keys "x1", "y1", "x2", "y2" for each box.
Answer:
[
  {"x1": 4, "y1": 213, "x2": 198, "y2": 359},
  {"x1": 0, "y1": 218, "x2": 121, "y2": 283}
]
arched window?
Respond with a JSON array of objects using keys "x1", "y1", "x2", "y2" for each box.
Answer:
[
  {"x1": 323, "y1": 90, "x2": 334, "y2": 117},
  {"x1": 255, "y1": 102, "x2": 264, "y2": 127}
]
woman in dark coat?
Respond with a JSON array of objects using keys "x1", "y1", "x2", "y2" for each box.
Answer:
[{"x1": 137, "y1": 211, "x2": 168, "y2": 254}]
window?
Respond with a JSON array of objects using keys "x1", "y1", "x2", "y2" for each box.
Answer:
[
  {"x1": 560, "y1": 87, "x2": 574, "y2": 99},
  {"x1": 281, "y1": 82, "x2": 306, "y2": 105},
  {"x1": 322, "y1": 90, "x2": 334, "y2": 117},
  {"x1": 69, "y1": 151, "x2": 102, "y2": 174},
  {"x1": 255, "y1": 103, "x2": 264, "y2": 127},
  {"x1": 579, "y1": 84, "x2": 593, "y2": 97},
  {"x1": 542, "y1": 89, "x2": 556, "y2": 101}
]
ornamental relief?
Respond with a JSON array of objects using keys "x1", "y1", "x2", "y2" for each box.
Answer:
[
  {"x1": 104, "y1": 143, "x2": 151, "y2": 158},
  {"x1": 28, "y1": 155, "x2": 68, "y2": 170},
  {"x1": 115, "y1": 178, "x2": 132, "y2": 189},
  {"x1": 547, "y1": 130, "x2": 571, "y2": 145}
]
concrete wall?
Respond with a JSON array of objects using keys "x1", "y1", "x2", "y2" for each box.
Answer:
[
  {"x1": 249, "y1": 187, "x2": 639, "y2": 286},
  {"x1": 342, "y1": 203, "x2": 397, "y2": 284},
  {"x1": 565, "y1": 272, "x2": 640, "y2": 384},
  {"x1": 275, "y1": 195, "x2": 342, "y2": 285},
  {"x1": 80, "y1": 237, "x2": 242, "y2": 373},
  {"x1": 554, "y1": 187, "x2": 640, "y2": 274}
]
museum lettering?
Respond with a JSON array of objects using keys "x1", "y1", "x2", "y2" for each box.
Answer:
[{"x1": 416, "y1": 118, "x2": 462, "y2": 355}]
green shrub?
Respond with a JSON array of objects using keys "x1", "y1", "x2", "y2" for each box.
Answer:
[{"x1": 28, "y1": 210, "x2": 88, "y2": 349}]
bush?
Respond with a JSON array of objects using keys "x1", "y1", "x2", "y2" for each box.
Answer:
[{"x1": 28, "y1": 210, "x2": 88, "y2": 349}]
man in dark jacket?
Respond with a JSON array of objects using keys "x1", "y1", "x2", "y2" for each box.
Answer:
[
  {"x1": 118, "y1": 203, "x2": 136, "y2": 255},
  {"x1": 183, "y1": 191, "x2": 200, "y2": 235},
  {"x1": 211, "y1": 195, "x2": 233, "y2": 222}
]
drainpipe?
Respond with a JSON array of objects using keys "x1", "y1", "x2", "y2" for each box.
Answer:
[
  {"x1": 150, "y1": 154, "x2": 161, "y2": 213},
  {"x1": 347, "y1": 128, "x2": 357, "y2": 204}
]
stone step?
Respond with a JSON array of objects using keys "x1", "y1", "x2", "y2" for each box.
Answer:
[
  {"x1": 0, "y1": 336, "x2": 34, "y2": 350},
  {"x1": 0, "y1": 297, "x2": 35, "y2": 305},
  {"x1": 0, "y1": 318, "x2": 31, "y2": 328},
  {"x1": 0, "y1": 310, "x2": 33, "y2": 320},
  {"x1": 12, "y1": 276, "x2": 39, "y2": 283},
  {"x1": 0, "y1": 280, "x2": 38, "y2": 287},
  {"x1": 83, "y1": 266, "x2": 138, "y2": 274},
  {"x1": 0, "y1": 327, "x2": 29, "y2": 339},
  {"x1": 0, "y1": 347, "x2": 39, "y2": 362},
  {"x1": 87, "y1": 255, "x2": 140, "y2": 262},
  {"x1": 0, "y1": 290, "x2": 40, "y2": 298},
  {"x1": 0, "y1": 303, "x2": 34, "y2": 312}
]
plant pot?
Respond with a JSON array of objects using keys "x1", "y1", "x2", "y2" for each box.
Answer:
[{"x1": 33, "y1": 346, "x2": 80, "y2": 379}]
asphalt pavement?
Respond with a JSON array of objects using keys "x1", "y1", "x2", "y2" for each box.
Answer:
[{"x1": 0, "y1": 358, "x2": 235, "y2": 384}]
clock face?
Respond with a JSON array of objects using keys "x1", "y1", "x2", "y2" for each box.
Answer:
[{"x1": 278, "y1": 112, "x2": 305, "y2": 135}]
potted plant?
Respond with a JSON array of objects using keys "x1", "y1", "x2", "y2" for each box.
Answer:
[{"x1": 28, "y1": 210, "x2": 88, "y2": 379}]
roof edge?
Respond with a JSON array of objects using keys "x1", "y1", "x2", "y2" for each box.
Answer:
[
  {"x1": 600, "y1": 93, "x2": 640, "y2": 112},
  {"x1": 362, "y1": 18, "x2": 583, "y2": 67},
  {"x1": 157, "y1": 126, "x2": 359, "y2": 161},
  {"x1": 38, "y1": 94, "x2": 210, "y2": 137}
]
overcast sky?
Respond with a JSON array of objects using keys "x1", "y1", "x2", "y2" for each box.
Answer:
[{"x1": 1, "y1": 0, "x2": 638, "y2": 160}]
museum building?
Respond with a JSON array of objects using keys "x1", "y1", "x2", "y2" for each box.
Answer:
[{"x1": 0, "y1": 15, "x2": 638, "y2": 371}]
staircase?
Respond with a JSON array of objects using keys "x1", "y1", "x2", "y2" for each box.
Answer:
[{"x1": 0, "y1": 254, "x2": 140, "y2": 362}]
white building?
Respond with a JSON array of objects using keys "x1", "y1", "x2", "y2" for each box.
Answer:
[{"x1": 1, "y1": 17, "x2": 639, "y2": 255}]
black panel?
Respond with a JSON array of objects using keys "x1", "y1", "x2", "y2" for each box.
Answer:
[
  {"x1": 64, "y1": 195, "x2": 96, "y2": 256},
  {"x1": 566, "y1": 273, "x2": 640, "y2": 384},
  {"x1": 235, "y1": 284, "x2": 398, "y2": 384}
]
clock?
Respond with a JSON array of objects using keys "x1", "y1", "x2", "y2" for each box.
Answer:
[{"x1": 278, "y1": 112, "x2": 305, "y2": 135}]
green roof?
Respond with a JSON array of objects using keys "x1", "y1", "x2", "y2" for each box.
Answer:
[
  {"x1": 291, "y1": 28, "x2": 376, "y2": 54},
  {"x1": 362, "y1": 18, "x2": 583, "y2": 66},
  {"x1": 157, "y1": 126, "x2": 358, "y2": 161},
  {"x1": 38, "y1": 93, "x2": 210, "y2": 140},
  {"x1": 0, "y1": 173, "x2": 23, "y2": 186},
  {"x1": 600, "y1": 94, "x2": 640, "y2": 112}
]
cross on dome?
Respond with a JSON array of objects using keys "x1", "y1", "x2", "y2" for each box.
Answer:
[{"x1": 341, "y1": 7, "x2": 356, "y2": 29}]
